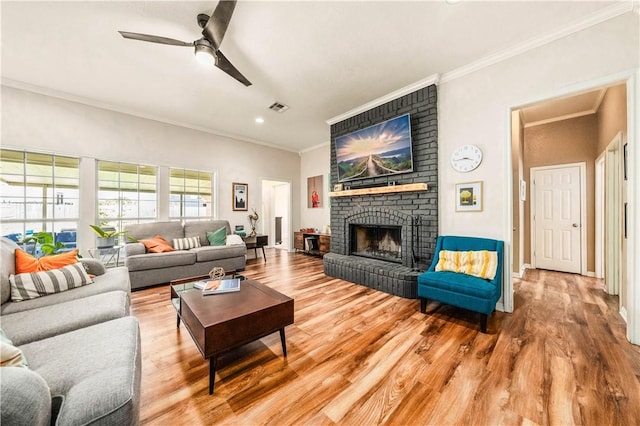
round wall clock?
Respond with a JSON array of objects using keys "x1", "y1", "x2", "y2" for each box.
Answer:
[{"x1": 451, "y1": 144, "x2": 483, "y2": 172}]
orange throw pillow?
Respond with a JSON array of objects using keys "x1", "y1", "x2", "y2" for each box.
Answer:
[
  {"x1": 15, "y1": 249, "x2": 79, "y2": 273},
  {"x1": 140, "y1": 235, "x2": 175, "y2": 253}
]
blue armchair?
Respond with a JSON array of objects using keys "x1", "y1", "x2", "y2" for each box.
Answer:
[{"x1": 417, "y1": 235, "x2": 504, "y2": 332}]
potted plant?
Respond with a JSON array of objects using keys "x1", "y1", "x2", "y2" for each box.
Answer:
[
  {"x1": 90, "y1": 225, "x2": 128, "y2": 248},
  {"x1": 20, "y1": 232, "x2": 66, "y2": 257}
]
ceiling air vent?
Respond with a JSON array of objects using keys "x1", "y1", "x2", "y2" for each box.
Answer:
[{"x1": 268, "y1": 102, "x2": 289, "y2": 113}]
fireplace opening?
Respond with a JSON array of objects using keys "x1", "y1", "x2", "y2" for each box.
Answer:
[{"x1": 350, "y1": 224, "x2": 402, "y2": 263}]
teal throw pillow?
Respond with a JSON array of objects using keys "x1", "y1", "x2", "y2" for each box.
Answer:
[{"x1": 207, "y1": 227, "x2": 227, "y2": 246}]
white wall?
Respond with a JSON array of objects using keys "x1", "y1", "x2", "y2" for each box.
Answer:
[
  {"x1": 1, "y1": 86, "x2": 301, "y2": 253},
  {"x1": 299, "y1": 143, "x2": 331, "y2": 232}
]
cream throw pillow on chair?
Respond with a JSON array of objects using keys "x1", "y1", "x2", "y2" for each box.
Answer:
[{"x1": 435, "y1": 250, "x2": 498, "y2": 280}]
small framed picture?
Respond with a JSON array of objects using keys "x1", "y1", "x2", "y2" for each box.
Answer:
[
  {"x1": 232, "y1": 182, "x2": 248, "y2": 211},
  {"x1": 455, "y1": 181, "x2": 483, "y2": 212},
  {"x1": 333, "y1": 183, "x2": 343, "y2": 192}
]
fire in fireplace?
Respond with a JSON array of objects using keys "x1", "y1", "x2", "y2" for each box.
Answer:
[{"x1": 350, "y1": 224, "x2": 402, "y2": 263}]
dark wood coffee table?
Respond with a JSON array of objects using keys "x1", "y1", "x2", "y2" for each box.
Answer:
[{"x1": 170, "y1": 276, "x2": 294, "y2": 394}]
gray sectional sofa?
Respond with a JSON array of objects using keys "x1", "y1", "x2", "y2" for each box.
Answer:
[
  {"x1": 124, "y1": 220, "x2": 246, "y2": 289},
  {"x1": 0, "y1": 237, "x2": 141, "y2": 426}
]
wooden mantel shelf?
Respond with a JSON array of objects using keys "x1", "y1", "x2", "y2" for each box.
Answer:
[{"x1": 329, "y1": 183, "x2": 428, "y2": 197}]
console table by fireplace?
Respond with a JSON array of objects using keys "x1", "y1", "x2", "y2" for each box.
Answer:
[{"x1": 294, "y1": 232, "x2": 330, "y2": 256}]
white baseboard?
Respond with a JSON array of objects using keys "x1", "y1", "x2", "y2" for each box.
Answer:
[
  {"x1": 620, "y1": 306, "x2": 628, "y2": 323},
  {"x1": 512, "y1": 265, "x2": 599, "y2": 278},
  {"x1": 512, "y1": 264, "x2": 532, "y2": 278}
]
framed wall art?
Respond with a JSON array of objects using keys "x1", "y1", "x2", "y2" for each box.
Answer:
[
  {"x1": 307, "y1": 175, "x2": 324, "y2": 208},
  {"x1": 455, "y1": 181, "x2": 483, "y2": 212},
  {"x1": 232, "y1": 182, "x2": 248, "y2": 211}
]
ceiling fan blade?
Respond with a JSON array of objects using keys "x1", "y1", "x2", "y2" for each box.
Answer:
[
  {"x1": 202, "y1": 0, "x2": 236, "y2": 49},
  {"x1": 215, "y1": 50, "x2": 252, "y2": 87},
  {"x1": 118, "y1": 31, "x2": 193, "y2": 47}
]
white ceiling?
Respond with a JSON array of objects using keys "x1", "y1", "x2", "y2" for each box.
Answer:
[{"x1": 0, "y1": 1, "x2": 626, "y2": 152}]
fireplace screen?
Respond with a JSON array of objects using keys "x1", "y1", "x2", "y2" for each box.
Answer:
[{"x1": 350, "y1": 224, "x2": 402, "y2": 263}]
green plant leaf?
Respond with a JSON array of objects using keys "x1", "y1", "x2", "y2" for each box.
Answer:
[
  {"x1": 89, "y1": 225, "x2": 128, "y2": 238},
  {"x1": 89, "y1": 225, "x2": 108, "y2": 238}
]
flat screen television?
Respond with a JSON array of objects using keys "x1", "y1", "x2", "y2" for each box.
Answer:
[{"x1": 335, "y1": 114, "x2": 413, "y2": 182}]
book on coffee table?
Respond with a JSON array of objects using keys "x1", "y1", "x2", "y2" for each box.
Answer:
[{"x1": 195, "y1": 278, "x2": 241, "y2": 295}]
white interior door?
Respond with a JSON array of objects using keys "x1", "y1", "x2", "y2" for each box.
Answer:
[{"x1": 532, "y1": 164, "x2": 583, "y2": 274}]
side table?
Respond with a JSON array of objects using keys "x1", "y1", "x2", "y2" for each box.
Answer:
[
  {"x1": 88, "y1": 245, "x2": 123, "y2": 268},
  {"x1": 242, "y1": 234, "x2": 268, "y2": 262}
]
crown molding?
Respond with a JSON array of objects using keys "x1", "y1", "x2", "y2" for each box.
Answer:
[
  {"x1": 523, "y1": 110, "x2": 597, "y2": 128},
  {"x1": 593, "y1": 87, "x2": 608, "y2": 112},
  {"x1": 326, "y1": 74, "x2": 440, "y2": 125},
  {"x1": 440, "y1": 2, "x2": 634, "y2": 84},
  {"x1": 299, "y1": 140, "x2": 330, "y2": 155},
  {"x1": 522, "y1": 87, "x2": 608, "y2": 128},
  {"x1": 1, "y1": 78, "x2": 300, "y2": 154}
]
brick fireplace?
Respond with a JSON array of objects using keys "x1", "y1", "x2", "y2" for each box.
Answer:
[{"x1": 323, "y1": 85, "x2": 438, "y2": 299}]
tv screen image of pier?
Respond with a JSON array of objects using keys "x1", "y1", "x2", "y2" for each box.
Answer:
[{"x1": 335, "y1": 114, "x2": 413, "y2": 182}]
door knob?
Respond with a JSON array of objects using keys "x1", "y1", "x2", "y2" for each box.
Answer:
[{"x1": 572, "y1": 223, "x2": 580, "y2": 228}]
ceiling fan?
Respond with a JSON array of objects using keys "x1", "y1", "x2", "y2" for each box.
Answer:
[{"x1": 118, "y1": 0, "x2": 251, "y2": 86}]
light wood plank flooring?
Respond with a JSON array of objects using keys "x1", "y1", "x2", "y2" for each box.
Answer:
[{"x1": 131, "y1": 249, "x2": 640, "y2": 425}]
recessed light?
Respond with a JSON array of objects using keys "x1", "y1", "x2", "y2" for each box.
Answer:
[{"x1": 255, "y1": 117, "x2": 265, "y2": 124}]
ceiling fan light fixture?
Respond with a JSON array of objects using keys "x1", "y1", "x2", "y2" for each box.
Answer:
[
  {"x1": 118, "y1": 3, "x2": 251, "y2": 86},
  {"x1": 194, "y1": 40, "x2": 216, "y2": 66}
]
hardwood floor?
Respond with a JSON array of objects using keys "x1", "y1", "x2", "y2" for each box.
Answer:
[{"x1": 131, "y1": 249, "x2": 640, "y2": 425}]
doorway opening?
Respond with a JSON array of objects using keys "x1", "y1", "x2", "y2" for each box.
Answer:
[
  {"x1": 596, "y1": 132, "x2": 624, "y2": 298},
  {"x1": 511, "y1": 81, "x2": 628, "y2": 318},
  {"x1": 261, "y1": 179, "x2": 292, "y2": 252}
]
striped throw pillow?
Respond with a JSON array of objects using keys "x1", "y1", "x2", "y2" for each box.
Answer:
[
  {"x1": 9, "y1": 263, "x2": 94, "y2": 302},
  {"x1": 435, "y1": 250, "x2": 498, "y2": 280},
  {"x1": 172, "y1": 237, "x2": 201, "y2": 250}
]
